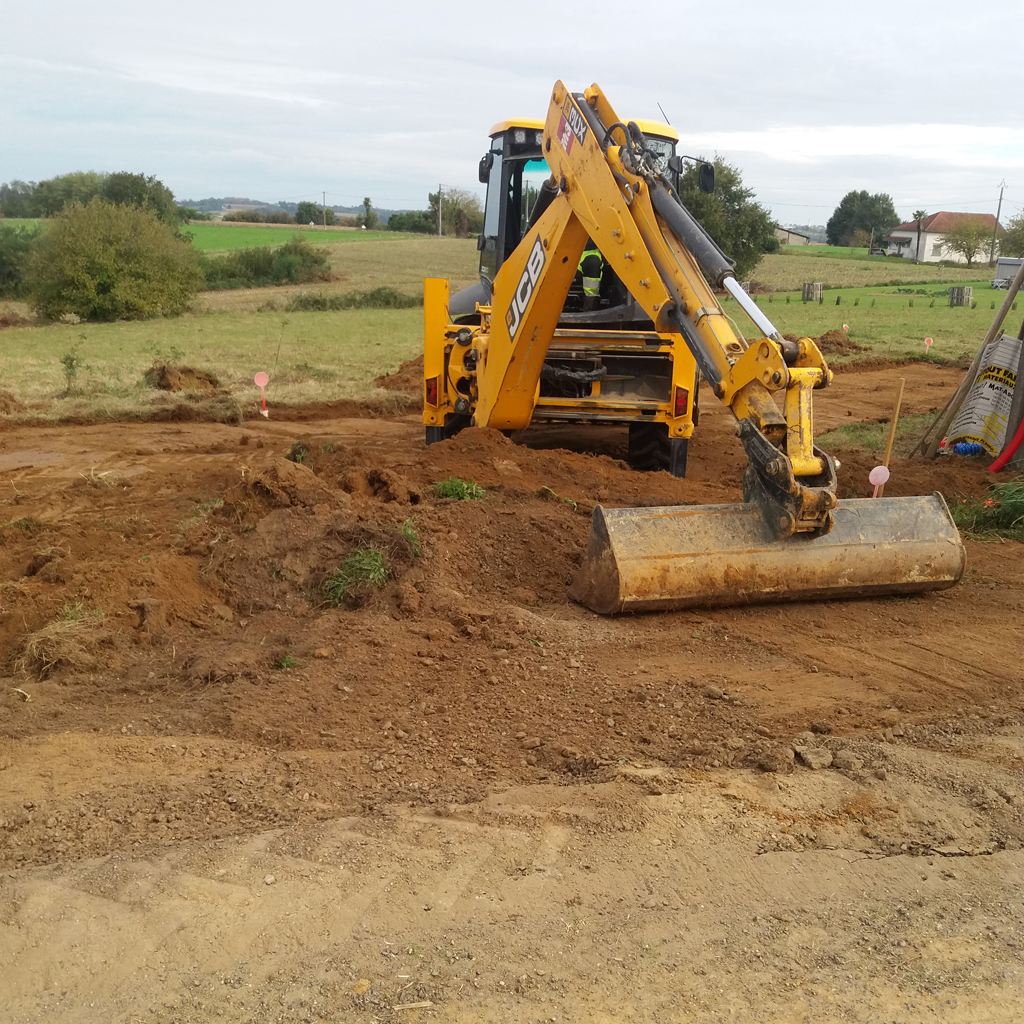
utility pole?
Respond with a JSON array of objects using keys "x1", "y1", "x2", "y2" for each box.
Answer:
[
  {"x1": 990, "y1": 179, "x2": 1006, "y2": 266},
  {"x1": 437, "y1": 185, "x2": 443, "y2": 237},
  {"x1": 323, "y1": 191, "x2": 327, "y2": 230}
]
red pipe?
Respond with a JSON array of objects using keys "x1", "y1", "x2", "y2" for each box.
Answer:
[{"x1": 989, "y1": 418, "x2": 1024, "y2": 472}]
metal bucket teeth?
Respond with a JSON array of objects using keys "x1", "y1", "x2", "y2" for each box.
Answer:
[{"x1": 569, "y1": 494, "x2": 965, "y2": 615}]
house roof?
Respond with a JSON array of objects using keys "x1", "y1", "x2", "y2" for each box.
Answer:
[{"x1": 892, "y1": 211, "x2": 1003, "y2": 234}]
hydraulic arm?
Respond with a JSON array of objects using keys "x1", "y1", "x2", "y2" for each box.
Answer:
[{"x1": 476, "y1": 81, "x2": 837, "y2": 538}]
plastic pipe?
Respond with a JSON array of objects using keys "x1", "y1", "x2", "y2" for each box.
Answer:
[{"x1": 989, "y1": 418, "x2": 1024, "y2": 472}]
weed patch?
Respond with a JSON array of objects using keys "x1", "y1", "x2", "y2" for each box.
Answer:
[
  {"x1": 949, "y1": 479, "x2": 1024, "y2": 540},
  {"x1": 286, "y1": 287, "x2": 421, "y2": 312},
  {"x1": 322, "y1": 545, "x2": 390, "y2": 606},
  {"x1": 434, "y1": 477, "x2": 485, "y2": 500}
]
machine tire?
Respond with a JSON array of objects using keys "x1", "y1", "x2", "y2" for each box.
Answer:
[{"x1": 627, "y1": 422, "x2": 688, "y2": 478}]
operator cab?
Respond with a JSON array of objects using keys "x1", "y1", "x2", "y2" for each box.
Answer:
[{"x1": 449, "y1": 117, "x2": 681, "y2": 322}]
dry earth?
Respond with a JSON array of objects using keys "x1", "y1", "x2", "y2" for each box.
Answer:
[{"x1": 0, "y1": 362, "x2": 1022, "y2": 1023}]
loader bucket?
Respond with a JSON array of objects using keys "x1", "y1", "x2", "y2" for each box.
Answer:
[{"x1": 569, "y1": 494, "x2": 965, "y2": 614}]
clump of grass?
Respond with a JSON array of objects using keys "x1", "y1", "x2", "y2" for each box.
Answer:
[
  {"x1": 285, "y1": 441, "x2": 307, "y2": 464},
  {"x1": 434, "y1": 477, "x2": 485, "y2": 500},
  {"x1": 950, "y1": 479, "x2": 1024, "y2": 540},
  {"x1": 274, "y1": 654, "x2": 297, "y2": 669},
  {"x1": 322, "y1": 545, "x2": 390, "y2": 606},
  {"x1": 17, "y1": 604, "x2": 105, "y2": 678},
  {"x1": 401, "y1": 517, "x2": 422, "y2": 556}
]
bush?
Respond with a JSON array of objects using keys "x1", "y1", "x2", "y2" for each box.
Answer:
[
  {"x1": 285, "y1": 287, "x2": 421, "y2": 311},
  {"x1": 0, "y1": 222, "x2": 42, "y2": 298},
  {"x1": 26, "y1": 198, "x2": 202, "y2": 321},
  {"x1": 222, "y1": 209, "x2": 268, "y2": 222},
  {"x1": 198, "y1": 236, "x2": 330, "y2": 289},
  {"x1": 389, "y1": 210, "x2": 436, "y2": 234}
]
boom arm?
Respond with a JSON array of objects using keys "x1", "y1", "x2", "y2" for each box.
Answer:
[{"x1": 476, "y1": 81, "x2": 838, "y2": 538}]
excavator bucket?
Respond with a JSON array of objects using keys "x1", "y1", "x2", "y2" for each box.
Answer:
[{"x1": 569, "y1": 494, "x2": 965, "y2": 614}]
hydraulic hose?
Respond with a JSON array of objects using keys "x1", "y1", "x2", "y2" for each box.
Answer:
[
  {"x1": 648, "y1": 181, "x2": 734, "y2": 289},
  {"x1": 989, "y1": 418, "x2": 1024, "y2": 472}
]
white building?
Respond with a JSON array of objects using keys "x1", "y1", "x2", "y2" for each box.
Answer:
[{"x1": 887, "y1": 211, "x2": 1002, "y2": 263}]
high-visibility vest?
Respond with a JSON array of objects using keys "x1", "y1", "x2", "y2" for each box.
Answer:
[{"x1": 578, "y1": 247, "x2": 603, "y2": 296}]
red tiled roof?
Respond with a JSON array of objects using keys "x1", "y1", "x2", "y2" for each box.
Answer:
[{"x1": 892, "y1": 211, "x2": 1003, "y2": 233}]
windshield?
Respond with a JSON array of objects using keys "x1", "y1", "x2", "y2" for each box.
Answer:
[
  {"x1": 644, "y1": 137, "x2": 675, "y2": 174},
  {"x1": 519, "y1": 159, "x2": 550, "y2": 237}
]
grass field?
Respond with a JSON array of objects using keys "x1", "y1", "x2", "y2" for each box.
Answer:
[
  {"x1": 757, "y1": 251, "x2": 984, "y2": 290},
  {"x1": 184, "y1": 223, "x2": 401, "y2": 251},
  {"x1": 0, "y1": 234, "x2": 1017, "y2": 423}
]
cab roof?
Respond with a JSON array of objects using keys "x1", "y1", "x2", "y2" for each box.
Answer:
[{"x1": 489, "y1": 117, "x2": 678, "y2": 142}]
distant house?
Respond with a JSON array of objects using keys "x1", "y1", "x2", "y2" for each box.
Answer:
[
  {"x1": 775, "y1": 227, "x2": 810, "y2": 245},
  {"x1": 887, "y1": 212, "x2": 1002, "y2": 263}
]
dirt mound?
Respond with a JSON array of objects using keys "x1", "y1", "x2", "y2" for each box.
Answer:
[
  {"x1": 374, "y1": 353, "x2": 424, "y2": 397},
  {"x1": 143, "y1": 363, "x2": 221, "y2": 393}
]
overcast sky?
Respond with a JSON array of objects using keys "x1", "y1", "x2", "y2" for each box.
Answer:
[{"x1": 3, "y1": 0, "x2": 1023, "y2": 227}]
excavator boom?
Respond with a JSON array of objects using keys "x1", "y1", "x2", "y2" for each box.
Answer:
[{"x1": 429, "y1": 80, "x2": 965, "y2": 613}]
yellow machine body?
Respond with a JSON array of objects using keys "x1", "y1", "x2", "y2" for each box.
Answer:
[{"x1": 422, "y1": 82, "x2": 965, "y2": 612}]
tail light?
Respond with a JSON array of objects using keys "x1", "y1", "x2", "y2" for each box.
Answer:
[
  {"x1": 425, "y1": 375, "x2": 439, "y2": 406},
  {"x1": 673, "y1": 386, "x2": 689, "y2": 417}
]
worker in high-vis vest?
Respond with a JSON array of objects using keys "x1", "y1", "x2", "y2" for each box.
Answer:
[{"x1": 578, "y1": 242, "x2": 603, "y2": 311}]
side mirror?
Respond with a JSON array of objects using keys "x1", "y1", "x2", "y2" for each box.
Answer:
[
  {"x1": 476, "y1": 234, "x2": 486, "y2": 251},
  {"x1": 667, "y1": 155, "x2": 685, "y2": 175},
  {"x1": 478, "y1": 152, "x2": 493, "y2": 184},
  {"x1": 698, "y1": 162, "x2": 715, "y2": 194}
]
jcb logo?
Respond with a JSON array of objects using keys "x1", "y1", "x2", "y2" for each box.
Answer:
[{"x1": 505, "y1": 235, "x2": 546, "y2": 339}]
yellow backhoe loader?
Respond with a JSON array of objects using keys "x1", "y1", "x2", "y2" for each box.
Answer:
[{"x1": 422, "y1": 81, "x2": 964, "y2": 613}]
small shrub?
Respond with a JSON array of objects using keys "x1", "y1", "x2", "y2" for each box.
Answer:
[
  {"x1": 59, "y1": 344, "x2": 82, "y2": 397},
  {"x1": 26, "y1": 198, "x2": 202, "y2": 321},
  {"x1": 285, "y1": 287, "x2": 421, "y2": 312},
  {"x1": 0, "y1": 222, "x2": 42, "y2": 299},
  {"x1": 274, "y1": 654, "x2": 297, "y2": 669},
  {"x1": 950, "y1": 480, "x2": 1024, "y2": 540},
  {"x1": 322, "y1": 545, "x2": 390, "y2": 606},
  {"x1": 199, "y1": 236, "x2": 330, "y2": 290},
  {"x1": 434, "y1": 477, "x2": 485, "y2": 500}
]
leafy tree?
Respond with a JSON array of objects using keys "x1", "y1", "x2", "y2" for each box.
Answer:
[
  {"x1": 940, "y1": 220, "x2": 994, "y2": 268},
  {"x1": 429, "y1": 188, "x2": 483, "y2": 237},
  {"x1": 388, "y1": 210, "x2": 435, "y2": 234},
  {"x1": 177, "y1": 206, "x2": 213, "y2": 222},
  {"x1": 1000, "y1": 212, "x2": 1024, "y2": 258},
  {"x1": 825, "y1": 191, "x2": 899, "y2": 247},
  {"x1": 850, "y1": 229, "x2": 871, "y2": 248},
  {"x1": 295, "y1": 201, "x2": 334, "y2": 226},
  {"x1": 26, "y1": 198, "x2": 202, "y2": 321},
  {"x1": 912, "y1": 210, "x2": 928, "y2": 262},
  {"x1": 100, "y1": 172, "x2": 179, "y2": 225},
  {"x1": 362, "y1": 197, "x2": 379, "y2": 230},
  {"x1": 0, "y1": 222, "x2": 42, "y2": 298},
  {"x1": 678, "y1": 157, "x2": 778, "y2": 280},
  {"x1": 0, "y1": 180, "x2": 37, "y2": 218},
  {"x1": 32, "y1": 172, "x2": 106, "y2": 216}
]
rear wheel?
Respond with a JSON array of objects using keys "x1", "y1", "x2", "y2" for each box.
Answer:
[{"x1": 627, "y1": 422, "x2": 688, "y2": 477}]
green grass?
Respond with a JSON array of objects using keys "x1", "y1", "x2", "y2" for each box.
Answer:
[
  {"x1": 434, "y1": 477, "x2": 486, "y2": 500},
  {"x1": 949, "y1": 479, "x2": 1024, "y2": 540},
  {"x1": 400, "y1": 517, "x2": 422, "y2": 557},
  {"x1": 725, "y1": 283, "x2": 1013, "y2": 363},
  {"x1": 321, "y1": 545, "x2": 390, "y2": 605},
  {"x1": 185, "y1": 222, "x2": 398, "y2": 251},
  {"x1": 0, "y1": 308, "x2": 424, "y2": 418},
  {"x1": 817, "y1": 412, "x2": 935, "y2": 457},
  {"x1": 756, "y1": 251, "x2": 986, "y2": 291}
]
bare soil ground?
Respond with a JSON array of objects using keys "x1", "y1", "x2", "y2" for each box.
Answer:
[{"x1": 1, "y1": 362, "x2": 1022, "y2": 1023}]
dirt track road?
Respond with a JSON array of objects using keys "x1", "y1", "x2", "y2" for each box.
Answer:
[{"x1": 1, "y1": 363, "x2": 1022, "y2": 1022}]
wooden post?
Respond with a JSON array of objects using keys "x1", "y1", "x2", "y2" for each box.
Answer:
[
  {"x1": 914, "y1": 260, "x2": 1024, "y2": 458},
  {"x1": 876, "y1": 377, "x2": 905, "y2": 497}
]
